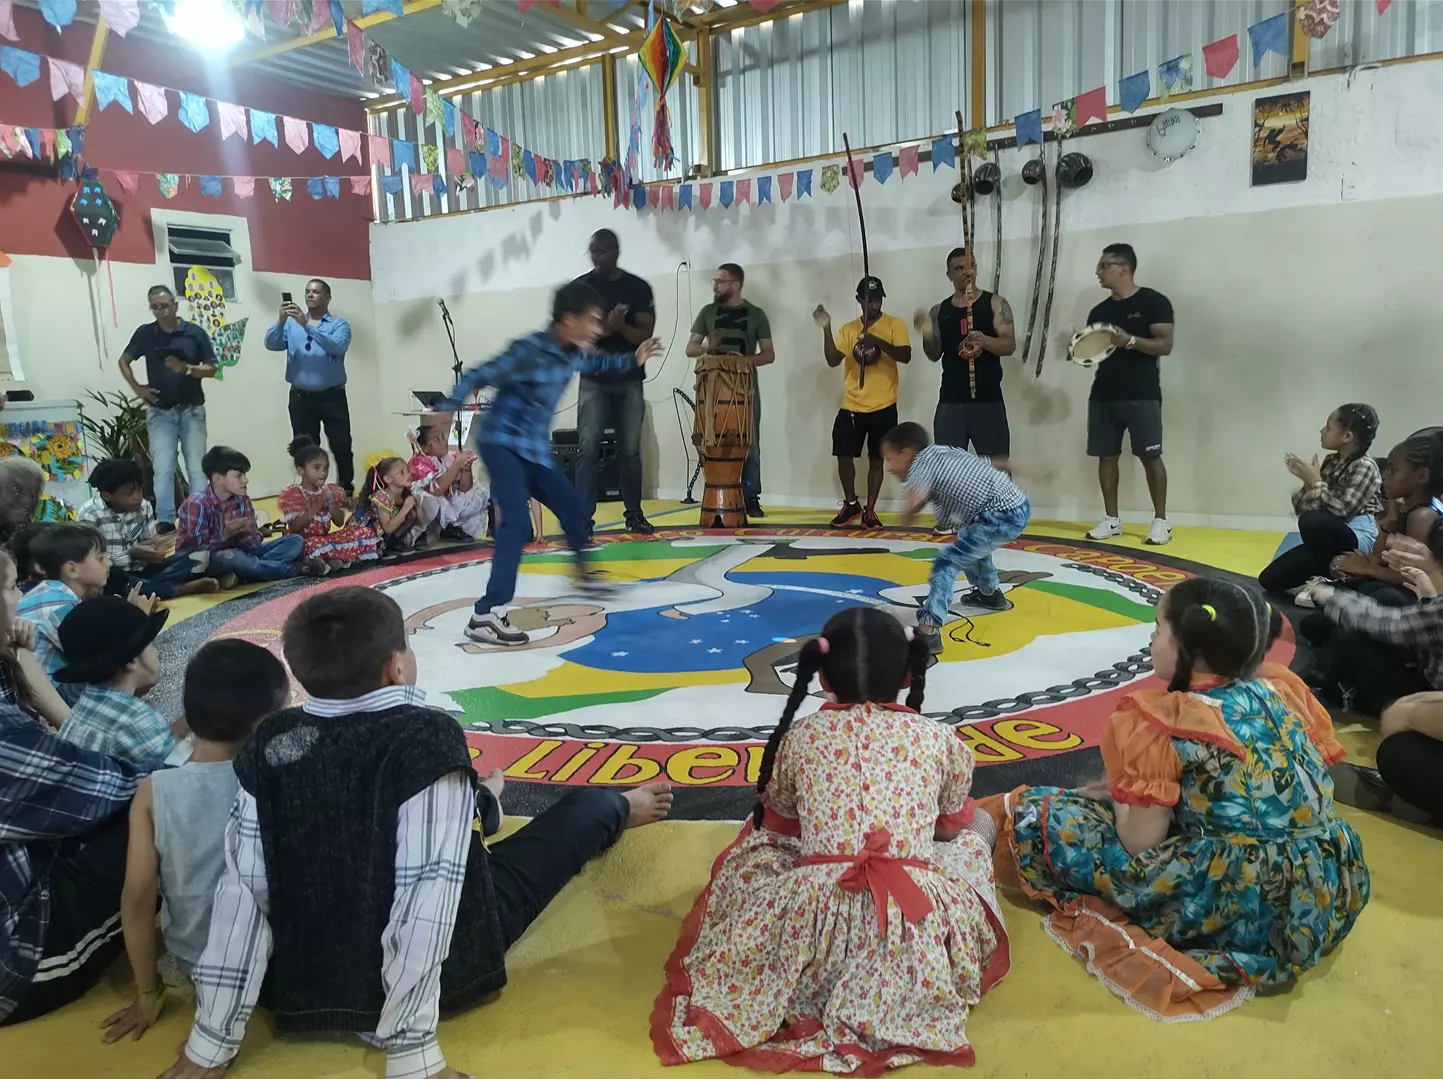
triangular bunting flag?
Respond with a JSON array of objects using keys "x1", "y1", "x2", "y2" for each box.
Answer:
[
  {"x1": 1119, "y1": 71, "x2": 1150, "y2": 113},
  {"x1": 736, "y1": 177, "x2": 751, "y2": 204},
  {"x1": 1075, "y1": 86, "x2": 1108, "y2": 127},
  {"x1": 778, "y1": 172, "x2": 794, "y2": 201},
  {"x1": 251, "y1": 109, "x2": 277, "y2": 146},
  {"x1": 796, "y1": 169, "x2": 812, "y2": 198},
  {"x1": 218, "y1": 102, "x2": 248, "y2": 141},
  {"x1": 178, "y1": 93, "x2": 210, "y2": 133},
  {"x1": 756, "y1": 175, "x2": 771, "y2": 204},
  {"x1": 899, "y1": 145, "x2": 919, "y2": 178},
  {"x1": 233, "y1": 176, "x2": 255, "y2": 198},
  {"x1": 930, "y1": 135, "x2": 956, "y2": 169},
  {"x1": 661, "y1": 184, "x2": 675, "y2": 210},
  {"x1": 48, "y1": 57, "x2": 84, "y2": 102},
  {"x1": 699, "y1": 182, "x2": 712, "y2": 210},
  {"x1": 873, "y1": 153, "x2": 893, "y2": 184},
  {"x1": 284, "y1": 116, "x2": 310, "y2": 154},
  {"x1": 114, "y1": 170, "x2": 139, "y2": 194},
  {"x1": 1248, "y1": 12, "x2": 1288, "y2": 66},
  {"x1": 678, "y1": 184, "x2": 692, "y2": 210},
  {"x1": 1203, "y1": 34, "x2": 1240, "y2": 78},
  {"x1": 369, "y1": 134, "x2": 391, "y2": 167},
  {"x1": 339, "y1": 128, "x2": 362, "y2": 164}
]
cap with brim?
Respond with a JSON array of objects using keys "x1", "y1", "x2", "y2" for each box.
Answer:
[
  {"x1": 54, "y1": 598, "x2": 170, "y2": 684},
  {"x1": 856, "y1": 276, "x2": 886, "y2": 298}
]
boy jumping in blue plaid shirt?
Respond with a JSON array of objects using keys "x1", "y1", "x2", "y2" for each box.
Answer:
[
  {"x1": 434, "y1": 281, "x2": 659, "y2": 647},
  {"x1": 883, "y1": 422, "x2": 1031, "y2": 654}
]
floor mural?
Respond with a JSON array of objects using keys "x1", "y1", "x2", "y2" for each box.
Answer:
[{"x1": 154, "y1": 528, "x2": 1294, "y2": 819}]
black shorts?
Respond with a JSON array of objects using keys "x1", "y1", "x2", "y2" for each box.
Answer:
[
  {"x1": 832, "y1": 404, "x2": 898, "y2": 460},
  {"x1": 933, "y1": 401, "x2": 1010, "y2": 457},
  {"x1": 1087, "y1": 399, "x2": 1163, "y2": 459}
]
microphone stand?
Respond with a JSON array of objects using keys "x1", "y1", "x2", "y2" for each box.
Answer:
[
  {"x1": 438, "y1": 300, "x2": 464, "y2": 447},
  {"x1": 672, "y1": 387, "x2": 702, "y2": 504}
]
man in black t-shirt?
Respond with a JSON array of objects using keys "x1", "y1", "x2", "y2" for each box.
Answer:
[
  {"x1": 117, "y1": 285, "x2": 217, "y2": 530},
  {"x1": 570, "y1": 229, "x2": 656, "y2": 535},
  {"x1": 1076, "y1": 243, "x2": 1175, "y2": 546},
  {"x1": 917, "y1": 247, "x2": 1017, "y2": 472}
]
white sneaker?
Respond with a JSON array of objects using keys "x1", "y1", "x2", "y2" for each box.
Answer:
[
  {"x1": 1294, "y1": 576, "x2": 1329, "y2": 609},
  {"x1": 465, "y1": 611, "x2": 529, "y2": 647},
  {"x1": 1087, "y1": 516, "x2": 1123, "y2": 540},
  {"x1": 1144, "y1": 519, "x2": 1172, "y2": 546}
]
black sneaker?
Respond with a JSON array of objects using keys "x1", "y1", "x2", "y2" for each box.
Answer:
[
  {"x1": 831, "y1": 502, "x2": 863, "y2": 528},
  {"x1": 439, "y1": 525, "x2": 472, "y2": 543},
  {"x1": 465, "y1": 612, "x2": 529, "y2": 646},
  {"x1": 916, "y1": 624, "x2": 944, "y2": 654},
  {"x1": 860, "y1": 507, "x2": 883, "y2": 529},
  {"x1": 156, "y1": 522, "x2": 176, "y2": 535},
  {"x1": 573, "y1": 567, "x2": 616, "y2": 599},
  {"x1": 624, "y1": 512, "x2": 655, "y2": 535},
  {"x1": 971, "y1": 588, "x2": 1010, "y2": 611},
  {"x1": 746, "y1": 500, "x2": 765, "y2": 518}
]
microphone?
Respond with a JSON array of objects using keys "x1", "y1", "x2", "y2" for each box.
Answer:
[{"x1": 437, "y1": 298, "x2": 452, "y2": 323}]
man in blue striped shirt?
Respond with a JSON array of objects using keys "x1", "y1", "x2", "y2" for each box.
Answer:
[{"x1": 435, "y1": 281, "x2": 659, "y2": 647}]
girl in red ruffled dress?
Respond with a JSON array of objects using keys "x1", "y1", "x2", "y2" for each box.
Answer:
[
  {"x1": 277, "y1": 436, "x2": 381, "y2": 571},
  {"x1": 652, "y1": 606, "x2": 1009, "y2": 1075}
]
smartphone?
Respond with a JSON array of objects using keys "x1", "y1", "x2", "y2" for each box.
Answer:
[{"x1": 281, "y1": 291, "x2": 292, "y2": 303}]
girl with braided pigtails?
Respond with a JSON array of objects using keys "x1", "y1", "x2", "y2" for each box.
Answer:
[
  {"x1": 652, "y1": 606, "x2": 1009, "y2": 1075},
  {"x1": 983, "y1": 577, "x2": 1370, "y2": 1022}
]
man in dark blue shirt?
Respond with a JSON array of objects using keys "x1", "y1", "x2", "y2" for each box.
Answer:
[
  {"x1": 264, "y1": 279, "x2": 355, "y2": 495},
  {"x1": 435, "y1": 281, "x2": 659, "y2": 647},
  {"x1": 117, "y1": 285, "x2": 217, "y2": 530}
]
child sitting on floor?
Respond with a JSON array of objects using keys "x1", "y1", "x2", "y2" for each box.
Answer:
[
  {"x1": 881, "y1": 421, "x2": 1031, "y2": 653},
  {"x1": 1259, "y1": 403, "x2": 1382, "y2": 595},
  {"x1": 7, "y1": 522, "x2": 49, "y2": 592},
  {"x1": 54, "y1": 596, "x2": 176, "y2": 767},
  {"x1": 986, "y1": 577, "x2": 1369, "y2": 1021},
  {"x1": 411, "y1": 420, "x2": 488, "y2": 542},
  {"x1": 168, "y1": 586, "x2": 671, "y2": 1078},
  {"x1": 0, "y1": 547, "x2": 70, "y2": 729},
  {"x1": 176, "y1": 446, "x2": 309, "y2": 583},
  {"x1": 79, "y1": 458, "x2": 219, "y2": 600},
  {"x1": 102, "y1": 639, "x2": 289, "y2": 1045},
  {"x1": 654, "y1": 606, "x2": 1008, "y2": 1075},
  {"x1": 278, "y1": 436, "x2": 381, "y2": 573},
  {"x1": 354, "y1": 455, "x2": 441, "y2": 553},
  {"x1": 1310, "y1": 428, "x2": 1443, "y2": 604},
  {"x1": 16, "y1": 523, "x2": 114, "y2": 698}
]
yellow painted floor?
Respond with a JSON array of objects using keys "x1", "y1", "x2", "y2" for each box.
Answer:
[{"x1": 11, "y1": 504, "x2": 1440, "y2": 1077}]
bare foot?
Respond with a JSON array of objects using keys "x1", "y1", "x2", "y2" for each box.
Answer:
[
  {"x1": 480, "y1": 768, "x2": 504, "y2": 800},
  {"x1": 623, "y1": 782, "x2": 673, "y2": 828},
  {"x1": 177, "y1": 577, "x2": 221, "y2": 597}
]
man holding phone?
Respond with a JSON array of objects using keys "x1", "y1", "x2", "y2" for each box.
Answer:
[
  {"x1": 264, "y1": 278, "x2": 355, "y2": 495},
  {"x1": 117, "y1": 284, "x2": 217, "y2": 531}
]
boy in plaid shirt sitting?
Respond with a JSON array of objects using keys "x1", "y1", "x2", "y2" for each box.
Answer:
[
  {"x1": 55, "y1": 596, "x2": 181, "y2": 767},
  {"x1": 176, "y1": 447, "x2": 307, "y2": 584},
  {"x1": 882, "y1": 421, "x2": 1031, "y2": 654},
  {"x1": 16, "y1": 523, "x2": 114, "y2": 701},
  {"x1": 79, "y1": 459, "x2": 220, "y2": 600}
]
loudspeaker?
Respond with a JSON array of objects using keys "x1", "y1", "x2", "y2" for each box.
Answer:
[{"x1": 551, "y1": 428, "x2": 621, "y2": 500}]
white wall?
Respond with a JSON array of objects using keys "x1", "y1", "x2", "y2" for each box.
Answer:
[
  {"x1": 9, "y1": 209, "x2": 378, "y2": 498},
  {"x1": 370, "y1": 61, "x2": 1443, "y2": 526}
]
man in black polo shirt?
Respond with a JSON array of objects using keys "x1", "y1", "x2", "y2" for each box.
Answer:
[
  {"x1": 572, "y1": 229, "x2": 656, "y2": 535},
  {"x1": 117, "y1": 285, "x2": 217, "y2": 531},
  {"x1": 1079, "y1": 243, "x2": 1175, "y2": 546}
]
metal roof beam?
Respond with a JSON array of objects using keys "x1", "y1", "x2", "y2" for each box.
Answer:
[{"x1": 228, "y1": 0, "x2": 442, "y2": 68}]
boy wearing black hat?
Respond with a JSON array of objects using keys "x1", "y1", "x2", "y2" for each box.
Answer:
[
  {"x1": 55, "y1": 596, "x2": 178, "y2": 767},
  {"x1": 816, "y1": 276, "x2": 913, "y2": 529}
]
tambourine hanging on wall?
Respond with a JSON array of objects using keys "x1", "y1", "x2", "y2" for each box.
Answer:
[
  {"x1": 1067, "y1": 323, "x2": 1118, "y2": 369},
  {"x1": 1146, "y1": 108, "x2": 1199, "y2": 163}
]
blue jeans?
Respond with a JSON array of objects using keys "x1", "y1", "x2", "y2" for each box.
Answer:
[
  {"x1": 922, "y1": 499, "x2": 1030, "y2": 626},
  {"x1": 742, "y1": 387, "x2": 761, "y2": 503},
  {"x1": 148, "y1": 405, "x2": 208, "y2": 524},
  {"x1": 477, "y1": 443, "x2": 589, "y2": 615},
  {"x1": 576, "y1": 378, "x2": 644, "y2": 523},
  {"x1": 209, "y1": 535, "x2": 304, "y2": 583},
  {"x1": 130, "y1": 549, "x2": 211, "y2": 599}
]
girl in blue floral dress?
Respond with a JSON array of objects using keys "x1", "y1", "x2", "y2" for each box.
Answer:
[{"x1": 987, "y1": 577, "x2": 1370, "y2": 1021}]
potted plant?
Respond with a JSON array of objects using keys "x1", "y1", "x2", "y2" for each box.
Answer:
[{"x1": 80, "y1": 390, "x2": 186, "y2": 505}]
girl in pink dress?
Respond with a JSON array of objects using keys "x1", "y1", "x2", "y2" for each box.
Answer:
[
  {"x1": 409, "y1": 421, "x2": 489, "y2": 541},
  {"x1": 277, "y1": 437, "x2": 381, "y2": 571},
  {"x1": 653, "y1": 607, "x2": 1009, "y2": 1075}
]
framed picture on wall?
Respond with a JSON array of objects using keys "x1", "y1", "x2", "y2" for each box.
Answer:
[{"x1": 1251, "y1": 91, "x2": 1310, "y2": 186}]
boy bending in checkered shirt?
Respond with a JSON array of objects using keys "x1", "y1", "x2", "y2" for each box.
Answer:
[{"x1": 882, "y1": 422, "x2": 1030, "y2": 654}]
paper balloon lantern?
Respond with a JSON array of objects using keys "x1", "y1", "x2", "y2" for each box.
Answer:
[
  {"x1": 639, "y1": 17, "x2": 686, "y2": 170},
  {"x1": 71, "y1": 176, "x2": 119, "y2": 248}
]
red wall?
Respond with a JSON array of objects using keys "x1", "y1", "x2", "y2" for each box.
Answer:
[{"x1": 0, "y1": 6, "x2": 371, "y2": 279}]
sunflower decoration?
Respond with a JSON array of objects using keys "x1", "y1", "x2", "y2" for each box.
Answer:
[
  {"x1": 36, "y1": 494, "x2": 76, "y2": 523},
  {"x1": 0, "y1": 441, "x2": 14, "y2": 460}
]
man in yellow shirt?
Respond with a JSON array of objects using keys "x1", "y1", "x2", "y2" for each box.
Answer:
[{"x1": 817, "y1": 276, "x2": 912, "y2": 527}]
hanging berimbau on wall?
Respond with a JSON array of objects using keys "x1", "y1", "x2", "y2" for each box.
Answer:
[{"x1": 1251, "y1": 91, "x2": 1310, "y2": 186}]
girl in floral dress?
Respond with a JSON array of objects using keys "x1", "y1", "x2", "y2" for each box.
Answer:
[
  {"x1": 409, "y1": 421, "x2": 489, "y2": 541},
  {"x1": 986, "y1": 577, "x2": 1370, "y2": 1021},
  {"x1": 277, "y1": 437, "x2": 381, "y2": 571},
  {"x1": 653, "y1": 606, "x2": 1009, "y2": 1075},
  {"x1": 353, "y1": 456, "x2": 442, "y2": 554}
]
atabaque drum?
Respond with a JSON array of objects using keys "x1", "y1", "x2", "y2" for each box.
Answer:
[{"x1": 692, "y1": 354, "x2": 755, "y2": 528}]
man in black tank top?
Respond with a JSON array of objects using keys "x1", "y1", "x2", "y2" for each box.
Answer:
[{"x1": 917, "y1": 247, "x2": 1017, "y2": 473}]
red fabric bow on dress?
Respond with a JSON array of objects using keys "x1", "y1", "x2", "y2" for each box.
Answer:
[{"x1": 801, "y1": 828, "x2": 933, "y2": 935}]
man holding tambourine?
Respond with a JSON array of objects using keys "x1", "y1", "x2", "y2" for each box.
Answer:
[{"x1": 1068, "y1": 243, "x2": 1175, "y2": 546}]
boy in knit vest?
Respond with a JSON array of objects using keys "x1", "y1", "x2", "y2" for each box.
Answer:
[
  {"x1": 168, "y1": 586, "x2": 673, "y2": 1078},
  {"x1": 103, "y1": 640, "x2": 288, "y2": 1046}
]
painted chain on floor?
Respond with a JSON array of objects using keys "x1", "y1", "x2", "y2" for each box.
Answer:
[{"x1": 203, "y1": 528, "x2": 1214, "y2": 789}]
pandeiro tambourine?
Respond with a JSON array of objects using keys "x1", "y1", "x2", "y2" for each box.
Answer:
[{"x1": 1067, "y1": 324, "x2": 1118, "y2": 369}]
